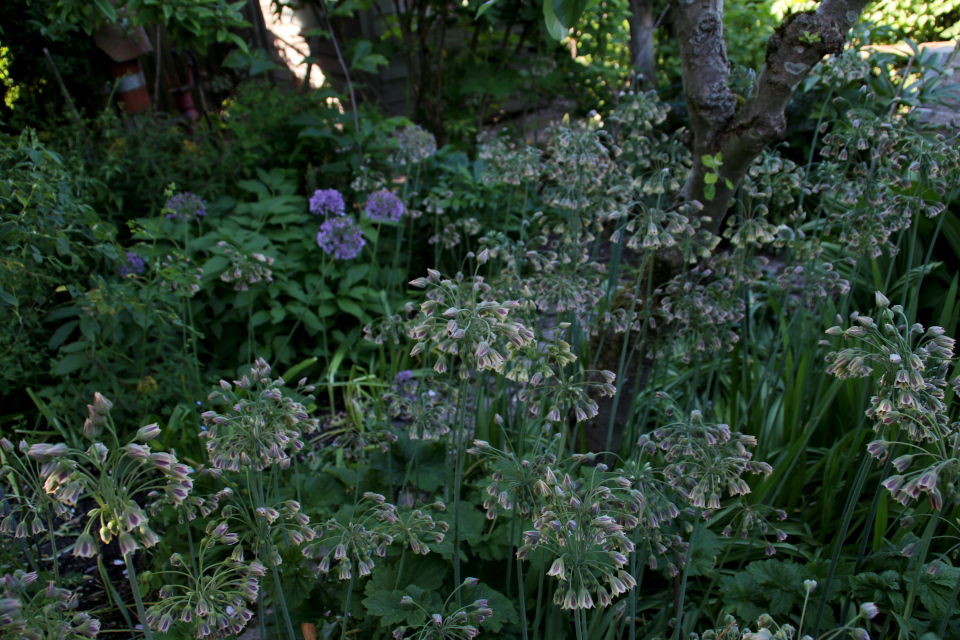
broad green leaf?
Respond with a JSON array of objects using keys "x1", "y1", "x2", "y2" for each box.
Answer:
[
  {"x1": 337, "y1": 297, "x2": 365, "y2": 320},
  {"x1": 542, "y1": 0, "x2": 566, "y2": 41},
  {"x1": 553, "y1": 0, "x2": 589, "y2": 29}
]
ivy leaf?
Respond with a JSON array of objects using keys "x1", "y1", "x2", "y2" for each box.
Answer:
[
  {"x1": 747, "y1": 559, "x2": 803, "y2": 616},
  {"x1": 850, "y1": 570, "x2": 905, "y2": 610},
  {"x1": 720, "y1": 572, "x2": 765, "y2": 622}
]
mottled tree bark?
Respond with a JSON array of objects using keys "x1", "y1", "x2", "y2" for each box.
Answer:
[
  {"x1": 675, "y1": 0, "x2": 872, "y2": 235},
  {"x1": 628, "y1": 0, "x2": 657, "y2": 89}
]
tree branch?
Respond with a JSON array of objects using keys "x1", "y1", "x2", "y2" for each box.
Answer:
[{"x1": 675, "y1": 0, "x2": 872, "y2": 235}]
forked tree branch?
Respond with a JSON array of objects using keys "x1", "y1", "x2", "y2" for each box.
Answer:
[{"x1": 675, "y1": 0, "x2": 871, "y2": 236}]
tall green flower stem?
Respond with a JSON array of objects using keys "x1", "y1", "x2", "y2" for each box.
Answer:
[
  {"x1": 341, "y1": 572, "x2": 356, "y2": 640},
  {"x1": 900, "y1": 507, "x2": 942, "y2": 640},
  {"x1": 674, "y1": 509, "x2": 702, "y2": 640},
  {"x1": 45, "y1": 505, "x2": 60, "y2": 587},
  {"x1": 0, "y1": 485, "x2": 40, "y2": 575},
  {"x1": 251, "y1": 470, "x2": 297, "y2": 640},
  {"x1": 452, "y1": 373, "x2": 470, "y2": 603},
  {"x1": 811, "y1": 428, "x2": 873, "y2": 637},
  {"x1": 124, "y1": 553, "x2": 154, "y2": 640},
  {"x1": 516, "y1": 548, "x2": 530, "y2": 640}
]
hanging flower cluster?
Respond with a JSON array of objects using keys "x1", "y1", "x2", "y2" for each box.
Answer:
[
  {"x1": 1, "y1": 397, "x2": 192, "y2": 559},
  {"x1": 302, "y1": 493, "x2": 397, "y2": 580},
  {"x1": 516, "y1": 466, "x2": 640, "y2": 610},
  {"x1": 825, "y1": 293, "x2": 958, "y2": 510},
  {"x1": 216, "y1": 241, "x2": 274, "y2": 291},
  {"x1": 392, "y1": 579, "x2": 494, "y2": 640},
  {"x1": 146, "y1": 529, "x2": 264, "y2": 639},
  {"x1": 200, "y1": 358, "x2": 319, "y2": 472},
  {"x1": 0, "y1": 571, "x2": 101, "y2": 639},
  {"x1": 408, "y1": 262, "x2": 535, "y2": 375}
]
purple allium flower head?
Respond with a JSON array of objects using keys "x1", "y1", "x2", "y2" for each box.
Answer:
[
  {"x1": 317, "y1": 216, "x2": 365, "y2": 260},
  {"x1": 119, "y1": 251, "x2": 146, "y2": 277},
  {"x1": 365, "y1": 189, "x2": 404, "y2": 222},
  {"x1": 165, "y1": 192, "x2": 207, "y2": 221},
  {"x1": 309, "y1": 188, "x2": 346, "y2": 217}
]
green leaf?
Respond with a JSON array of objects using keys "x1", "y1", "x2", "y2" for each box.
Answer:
[
  {"x1": 747, "y1": 559, "x2": 803, "y2": 617},
  {"x1": 93, "y1": 0, "x2": 117, "y2": 22},
  {"x1": 553, "y1": 0, "x2": 589, "y2": 29},
  {"x1": 704, "y1": 183, "x2": 716, "y2": 201},
  {"x1": 542, "y1": 0, "x2": 566, "y2": 41},
  {"x1": 850, "y1": 570, "x2": 904, "y2": 610},
  {"x1": 905, "y1": 563, "x2": 960, "y2": 618},
  {"x1": 687, "y1": 526, "x2": 723, "y2": 577},
  {"x1": 704, "y1": 172, "x2": 719, "y2": 185},
  {"x1": 54, "y1": 352, "x2": 88, "y2": 376},
  {"x1": 468, "y1": 583, "x2": 518, "y2": 632},
  {"x1": 337, "y1": 297, "x2": 365, "y2": 320},
  {"x1": 476, "y1": 0, "x2": 497, "y2": 18},
  {"x1": 0, "y1": 286, "x2": 16, "y2": 306},
  {"x1": 720, "y1": 572, "x2": 765, "y2": 622},
  {"x1": 363, "y1": 584, "x2": 429, "y2": 627},
  {"x1": 48, "y1": 321, "x2": 78, "y2": 350}
]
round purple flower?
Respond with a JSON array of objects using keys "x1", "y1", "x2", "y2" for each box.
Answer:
[
  {"x1": 165, "y1": 192, "x2": 207, "y2": 222},
  {"x1": 310, "y1": 189, "x2": 346, "y2": 217},
  {"x1": 119, "y1": 251, "x2": 146, "y2": 277},
  {"x1": 317, "y1": 216, "x2": 365, "y2": 260},
  {"x1": 364, "y1": 189, "x2": 404, "y2": 222}
]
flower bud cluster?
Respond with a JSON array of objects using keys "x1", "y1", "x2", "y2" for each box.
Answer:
[
  {"x1": 516, "y1": 468, "x2": 641, "y2": 609},
  {"x1": 0, "y1": 570, "x2": 100, "y2": 639},
  {"x1": 374, "y1": 501, "x2": 449, "y2": 555},
  {"x1": 146, "y1": 529, "x2": 263, "y2": 639},
  {"x1": 477, "y1": 130, "x2": 542, "y2": 186},
  {"x1": 644, "y1": 400, "x2": 773, "y2": 513},
  {"x1": 200, "y1": 358, "x2": 319, "y2": 472},
  {"x1": 466, "y1": 438, "x2": 559, "y2": 519},
  {"x1": 216, "y1": 241, "x2": 274, "y2": 291},
  {"x1": 158, "y1": 252, "x2": 203, "y2": 298},
  {"x1": 393, "y1": 590, "x2": 493, "y2": 640},
  {"x1": 408, "y1": 268, "x2": 534, "y2": 375},
  {"x1": 303, "y1": 493, "x2": 398, "y2": 580},
  {"x1": 389, "y1": 125, "x2": 437, "y2": 166},
  {"x1": 826, "y1": 296, "x2": 958, "y2": 510},
  {"x1": 216, "y1": 497, "x2": 315, "y2": 566},
  {"x1": 4, "y1": 402, "x2": 191, "y2": 559},
  {"x1": 382, "y1": 372, "x2": 456, "y2": 441},
  {"x1": 654, "y1": 260, "x2": 746, "y2": 364}
]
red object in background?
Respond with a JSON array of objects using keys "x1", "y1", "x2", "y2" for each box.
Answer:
[
  {"x1": 108, "y1": 59, "x2": 151, "y2": 115},
  {"x1": 170, "y1": 52, "x2": 201, "y2": 131}
]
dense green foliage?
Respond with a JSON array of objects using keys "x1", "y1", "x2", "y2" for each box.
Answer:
[{"x1": 2, "y1": 3, "x2": 960, "y2": 640}]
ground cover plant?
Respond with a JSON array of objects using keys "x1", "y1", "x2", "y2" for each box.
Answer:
[{"x1": 2, "y1": 0, "x2": 960, "y2": 639}]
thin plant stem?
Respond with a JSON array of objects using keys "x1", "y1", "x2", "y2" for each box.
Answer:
[
  {"x1": 124, "y1": 554, "x2": 154, "y2": 640},
  {"x1": 900, "y1": 508, "x2": 942, "y2": 639},
  {"x1": 45, "y1": 505, "x2": 60, "y2": 587},
  {"x1": 516, "y1": 550, "x2": 529, "y2": 640},
  {"x1": 272, "y1": 563, "x2": 298, "y2": 640},
  {"x1": 452, "y1": 373, "x2": 469, "y2": 602},
  {"x1": 674, "y1": 509, "x2": 702, "y2": 640},
  {"x1": 341, "y1": 572, "x2": 356, "y2": 640}
]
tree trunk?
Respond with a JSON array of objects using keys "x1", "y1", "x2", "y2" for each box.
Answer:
[
  {"x1": 675, "y1": 0, "x2": 872, "y2": 236},
  {"x1": 628, "y1": 0, "x2": 657, "y2": 89}
]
